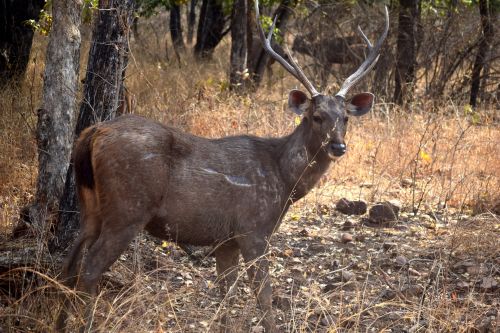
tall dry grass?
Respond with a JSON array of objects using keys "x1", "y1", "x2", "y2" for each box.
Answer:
[{"x1": 0, "y1": 14, "x2": 499, "y2": 332}]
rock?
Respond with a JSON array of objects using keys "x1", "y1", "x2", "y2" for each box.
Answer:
[
  {"x1": 466, "y1": 265, "x2": 485, "y2": 275},
  {"x1": 395, "y1": 255, "x2": 408, "y2": 267},
  {"x1": 383, "y1": 242, "x2": 397, "y2": 251},
  {"x1": 380, "y1": 289, "x2": 397, "y2": 300},
  {"x1": 401, "y1": 178, "x2": 414, "y2": 188},
  {"x1": 335, "y1": 198, "x2": 367, "y2": 215},
  {"x1": 402, "y1": 285, "x2": 424, "y2": 297},
  {"x1": 323, "y1": 283, "x2": 336, "y2": 293},
  {"x1": 251, "y1": 326, "x2": 265, "y2": 333},
  {"x1": 341, "y1": 270, "x2": 355, "y2": 281},
  {"x1": 341, "y1": 233, "x2": 353, "y2": 243},
  {"x1": 342, "y1": 220, "x2": 354, "y2": 230},
  {"x1": 369, "y1": 201, "x2": 400, "y2": 224},
  {"x1": 299, "y1": 228, "x2": 309, "y2": 237},
  {"x1": 308, "y1": 243, "x2": 327, "y2": 253},
  {"x1": 480, "y1": 277, "x2": 498, "y2": 291}
]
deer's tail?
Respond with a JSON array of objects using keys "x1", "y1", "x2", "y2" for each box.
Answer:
[{"x1": 73, "y1": 126, "x2": 97, "y2": 190}]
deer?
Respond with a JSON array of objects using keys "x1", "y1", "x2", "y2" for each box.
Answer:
[{"x1": 56, "y1": 2, "x2": 388, "y2": 332}]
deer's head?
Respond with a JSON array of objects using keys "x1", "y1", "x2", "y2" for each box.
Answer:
[{"x1": 256, "y1": 2, "x2": 389, "y2": 159}]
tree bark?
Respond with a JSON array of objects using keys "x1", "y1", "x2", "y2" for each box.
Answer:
[
  {"x1": 187, "y1": 0, "x2": 197, "y2": 44},
  {"x1": 170, "y1": 4, "x2": 185, "y2": 54},
  {"x1": 394, "y1": 0, "x2": 419, "y2": 105},
  {"x1": 50, "y1": 0, "x2": 136, "y2": 253},
  {"x1": 469, "y1": 0, "x2": 495, "y2": 108},
  {"x1": 18, "y1": 0, "x2": 82, "y2": 235},
  {"x1": 229, "y1": 0, "x2": 248, "y2": 91},
  {"x1": 248, "y1": 0, "x2": 294, "y2": 87},
  {"x1": 194, "y1": 0, "x2": 226, "y2": 59},
  {"x1": 0, "y1": 0, "x2": 45, "y2": 86}
]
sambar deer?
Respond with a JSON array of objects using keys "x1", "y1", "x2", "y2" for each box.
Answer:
[{"x1": 57, "y1": 2, "x2": 388, "y2": 332}]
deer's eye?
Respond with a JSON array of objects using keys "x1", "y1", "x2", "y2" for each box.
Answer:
[
  {"x1": 344, "y1": 116, "x2": 349, "y2": 123},
  {"x1": 313, "y1": 115, "x2": 322, "y2": 124}
]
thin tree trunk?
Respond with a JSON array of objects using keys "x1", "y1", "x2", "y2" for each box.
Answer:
[
  {"x1": 0, "y1": 0, "x2": 45, "y2": 87},
  {"x1": 187, "y1": 0, "x2": 197, "y2": 44},
  {"x1": 394, "y1": 0, "x2": 419, "y2": 105},
  {"x1": 194, "y1": 0, "x2": 226, "y2": 59},
  {"x1": 249, "y1": 0, "x2": 294, "y2": 87},
  {"x1": 229, "y1": 0, "x2": 248, "y2": 91},
  {"x1": 469, "y1": 0, "x2": 494, "y2": 107},
  {"x1": 50, "y1": 0, "x2": 135, "y2": 253},
  {"x1": 17, "y1": 0, "x2": 82, "y2": 236},
  {"x1": 170, "y1": 4, "x2": 185, "y2": 54}
]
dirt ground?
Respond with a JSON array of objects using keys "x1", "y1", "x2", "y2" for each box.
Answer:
[{"x1": 2, "y1": 193, "x2": 496, "y2": 333}]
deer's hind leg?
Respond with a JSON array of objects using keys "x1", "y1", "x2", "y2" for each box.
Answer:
[
  {"x1": 57, "y1": 188, "x2": 101, "y2": 332},
  {"x1": 215, "y1": 241, "x2": 240, "y2": 332},
  {"x1": 75, "y1": 206, "x2": 153, "y2": 332}
]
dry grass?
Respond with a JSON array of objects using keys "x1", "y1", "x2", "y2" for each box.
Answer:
[{"x1": 0, "y1": 20, "x2": 499, "y2": 332}]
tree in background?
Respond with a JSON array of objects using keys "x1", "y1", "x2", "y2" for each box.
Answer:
[
  {"x1": 17, "y1": 0, "x2": 82, "y2": 235},
  {"x1": 194, "y1": 0, "x2": 227, "y2": 59},
  {"x1": 229, "y1": 0, "x2": 248, "y2": 91},
  {"x1": 187, "y1": 0, "x2": 197, "y2": 44},
  {"x1": 52, "y1": 0, "x2": 136, "y2": 252},
  {"x1": 249, "y1": 0, "x2": 295, "y2": 88},
  {"x1": 469, "y1": 0, "x2": 495, "y2": 107},
  {"x1": 394, "y1": 0, "x2": 420, "y2": 105},
  {"x1": 0, "y1": 0, "x2": 45, "y2": 87},
  {"x1": 170, "y1": 3, "x2": 185, "y2": 55}
]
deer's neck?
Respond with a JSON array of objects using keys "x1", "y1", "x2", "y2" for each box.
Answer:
[{"x1": 278, "y1": 120, "x2": 331, "y2": 202}]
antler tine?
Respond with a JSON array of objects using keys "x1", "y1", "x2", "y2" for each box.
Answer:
[
  {"x1": 336, "y1": 6, "x2": 389, "y2": 98},
  {"x1": 283, "y1": 45, "x2": 320, "y2": 97},
  {"x1": 255, "y1": 0, "x2": 320, "y2": 97},
  {"x1": 357, "y1": 26, "x2": 373, "y2": 49}
]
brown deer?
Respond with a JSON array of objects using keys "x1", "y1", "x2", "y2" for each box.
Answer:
[{"x1": 56, "y1": 2, "x2": 388, "y2": 332}]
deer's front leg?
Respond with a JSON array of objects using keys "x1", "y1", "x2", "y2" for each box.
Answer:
[{"x1": 239, "y1": 237, "x2": 276, "y2": 333}]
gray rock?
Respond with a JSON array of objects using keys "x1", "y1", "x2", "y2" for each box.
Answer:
[
  {"x1": 336, "y1": 198, "x2": 368, "y2": 215},
  {"x1": 395, "y1": 255, "x2": 408, "y2": 267},
  {"x1": 341, "y1": 233, "x2": 354, "y2": 243},
  {"x1": 369, "y1": 201, "x2": 400, "y2": 224}
]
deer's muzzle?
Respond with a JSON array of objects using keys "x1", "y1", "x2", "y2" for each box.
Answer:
[{"x1": 328, "y1": 142, "x2": 346, "y2": 157}]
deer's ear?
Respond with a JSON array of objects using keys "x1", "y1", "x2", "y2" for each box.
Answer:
[
  {"x1": 346, "y1": 92, "x2": 374, "y2": 117},
  {"x1": 288, "y1": 89, "x2": 310, "y2": 115}
]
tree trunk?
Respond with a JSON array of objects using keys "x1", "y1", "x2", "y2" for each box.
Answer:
[
  {"x1": 394, "y1": 0, "x2": 419, "y2": 105},
  {"x1": 194, "y1": 0, "x2": 226, "y2": 59},
  {"x1": 170, "y1": 4, "x2": 185, "y2": 54},
  {"x1": 248, "y1": 0, "x2": 294, "y2": 87},
  {"x1": 229, "y1": 0, "x2": 248, "y2": 91},
  {"x1": 187, "y1": 0, "x2": 197, "y2": 44},
  {"x1": 50, "y1": 0, "x2": 135, "y2": 253},
  {"x1": 17, "y1": 0, "x2": 82, "y2": 236},
  {"x1": 469, "y1": 0, "x2": 495, "y2": 108},
  {"x1": 0, "y1": 0, "x2": 45, "y2": 87}
]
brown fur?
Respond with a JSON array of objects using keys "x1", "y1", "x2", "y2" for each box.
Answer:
[{"x1": 73, "y1": 127, "x2": 97, "y2": 190}]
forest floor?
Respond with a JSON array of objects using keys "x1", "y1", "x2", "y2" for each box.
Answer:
[{"x1": 1, "y1": 193, "x2": 498, "y2": 332}]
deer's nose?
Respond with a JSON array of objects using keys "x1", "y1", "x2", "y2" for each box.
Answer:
[{"x1": 330, "y1": 143, "x2": 346, "y2": 156}]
